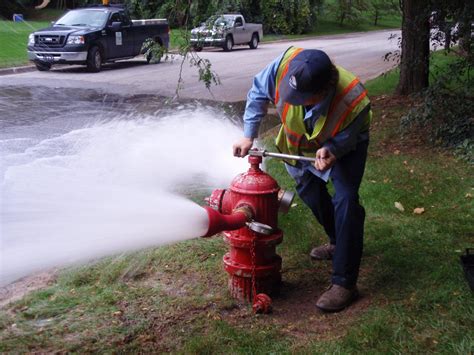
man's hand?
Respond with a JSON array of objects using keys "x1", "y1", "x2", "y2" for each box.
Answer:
[
  {"x1": 233, "y1": 137, "x2": 254, "y2": 157},
  {"x1": 315, "y1": 147, "x2": 336, "y2": 171}
]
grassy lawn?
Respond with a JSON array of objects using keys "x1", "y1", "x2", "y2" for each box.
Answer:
[
  {"x1": 0, "y1": 20, "x2": 51, "y2": 68},
  {"x1": 0, "y1": 52, "x2": 472, "y2": 352},
  {"x1": 264, "y1": 16, "x2": 400, "y2": 42}
]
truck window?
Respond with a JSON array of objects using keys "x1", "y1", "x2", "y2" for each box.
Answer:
[
  {"x1": 119, "y1": 12, "x2": 131, "y2": 26},
  {"x1": 234, "y1": 17, "x2": 243, "y2": 27},
  {"x1": 109, "y1": 12, "x2": 121, "y2": 24},
  {"x1": 55, "y1": 9, "x2": 108, "y2": 27}
]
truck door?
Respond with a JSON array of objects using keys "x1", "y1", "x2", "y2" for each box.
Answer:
[
  {"x1": 106, "y1": 12, "x2": 134, "y2": 58},
  {"x1": 233, "y1": 16, "x2": 248, "y2": 45},
  {"x1": 118, "y1": 12, "x2": 135, "y2": 56}
]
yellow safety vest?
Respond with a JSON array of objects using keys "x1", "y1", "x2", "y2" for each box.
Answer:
[{"x1": 274, "y1": 47, "x2": 372, "y2": 165}]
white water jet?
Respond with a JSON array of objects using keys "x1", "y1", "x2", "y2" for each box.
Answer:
[{"x1": 0, "y1": 107, "x2": 249, "y2": 286}]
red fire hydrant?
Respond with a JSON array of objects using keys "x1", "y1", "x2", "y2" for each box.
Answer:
[{"x1": 201, "y1": 154, "x2": 294, "y2": 313}]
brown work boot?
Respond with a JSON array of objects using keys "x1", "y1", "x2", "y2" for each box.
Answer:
[
  {"x1": 310, "y1": 243, "x2": 336, "y2": 260},
  {"x1": 316, "y1": 284, "x2": 359, "y2": 312}
]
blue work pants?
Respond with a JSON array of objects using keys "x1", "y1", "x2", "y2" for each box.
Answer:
[{"x1": 294, "y1": 139, "x2": 369, "y2": 288}]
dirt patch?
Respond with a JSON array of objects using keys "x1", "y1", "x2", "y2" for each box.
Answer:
[
  {"x1": 0, "y1": 271, "x2": 58, "y2": 308},
  {"x1": 370, "y1": 94, "x2": 434, "y2": 156},
  {"x1": 209, "y1": 262, "x2": 374, "y2": 345}
]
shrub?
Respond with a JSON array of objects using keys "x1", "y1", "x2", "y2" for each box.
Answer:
[
  {"x1": 401, "y1": 55, "x2": 473, "y2": 162},
  {"x1": 261, "y1": 0, "x2": 313, "y2": 35}
]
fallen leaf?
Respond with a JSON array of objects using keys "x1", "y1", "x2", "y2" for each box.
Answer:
[
  {"x1": 413, "y1": 207, "x2": 425, "y2": 214},
  {"x1": 394, "y1": 149, "x2": 400, "y2": 155},
  {"x1": 394, "y1": 202, "x2": 405, "y2": 212}
]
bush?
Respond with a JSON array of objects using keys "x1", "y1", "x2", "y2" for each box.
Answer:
[
  {"x1": 401, "y1": 55, "x2": 473, "y2": 162},
  {"x1": 261, "y1": 0, "x2": 312, "y2": 34}
]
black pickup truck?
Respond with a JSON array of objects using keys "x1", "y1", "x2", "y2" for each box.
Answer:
[{"x1": 27, "y1": 6, "x2": 169, "y2": 72}]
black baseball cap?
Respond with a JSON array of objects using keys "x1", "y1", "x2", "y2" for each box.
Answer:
[{"x1": 279, "y1": 49, "x2": 333, "y2": 106}]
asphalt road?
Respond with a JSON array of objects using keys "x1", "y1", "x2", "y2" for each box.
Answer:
[{"x1": 0, "y1": 29, "x2": 400, "y2": 102}]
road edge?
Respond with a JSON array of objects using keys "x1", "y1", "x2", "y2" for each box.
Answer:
[{"x1": 0, "y1": 65, "x2": 36, "y2": 76}]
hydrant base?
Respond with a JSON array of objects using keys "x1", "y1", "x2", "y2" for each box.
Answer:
[{"x1": 228, "y1": 273, "x2": 281, "y2": 302}]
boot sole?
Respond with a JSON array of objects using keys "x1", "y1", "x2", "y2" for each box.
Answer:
[
  {"x1": 310, "y1": 254, "x2": 333, "y2": 261},
  {"x1": 309, "y1": 245, "x2": 336, "y2": 260}
]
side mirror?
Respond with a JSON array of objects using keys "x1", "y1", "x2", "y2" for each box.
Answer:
[
  {"x1": 109, "y1": 22, "x2": 121, "y2": 31},
  {"x1": 50, "y1": 21, "x2": 55, "y2": 26}
]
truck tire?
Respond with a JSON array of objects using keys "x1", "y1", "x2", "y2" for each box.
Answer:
[
  {"x1": 86, "y1": 46, "x2": 102, "y2": 73},
  {"x1": 249, "y1": 33, "x2": 259, "y2": 49},
  {"x1": 35, "y1": 62, "x2": 51, "y2": 71},
  {"x1": 223, "y1": 36, "x2": 233, "y2": 52}
]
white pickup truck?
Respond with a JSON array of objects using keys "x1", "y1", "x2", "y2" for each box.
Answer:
[{"x1": 190, "y1": 14, "x2": 263, "y2": 52}]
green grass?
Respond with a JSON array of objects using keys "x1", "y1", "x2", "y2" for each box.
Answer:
[
  {"x1": 0, "y1": 20, "x2": 50, "y2": 68},
  {"x1": 264, "y1": 13, "x2": 400, "y2": 42},
  {"x1": 363, "y1": 50, "x2": 469, "y2": 96}
]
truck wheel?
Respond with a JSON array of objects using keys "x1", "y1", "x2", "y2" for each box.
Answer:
[
  {"x1": 35, "y1": 62, "x2": 51, "y2": 71},
  {"x1": 86, "y1": 46, "x2": 102, "y2": 72},
  {"x1": 223, "y1": 36, "x2": 233, "y2": 52},
  {"x1": 249, "y1": 34, "x2": 259, "y2": 49}
]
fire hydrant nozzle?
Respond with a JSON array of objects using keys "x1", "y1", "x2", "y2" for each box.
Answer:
[
  {"x1": 201, "y1": 206, "x2": 251, "y2": 238},
  {"x1": 233, "y1": 205, "x2": 254, "y2": 221}
]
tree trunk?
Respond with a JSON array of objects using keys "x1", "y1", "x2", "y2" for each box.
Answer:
[
  {"x1": 458, "y1": 1, "x2": 473, "y2": 57},
  {"x1": 396, "y1": 0, "x2": 431, "y2": 95},
  {"x1": 340, "y1": 12, "x2": 346, "y2": 26}
]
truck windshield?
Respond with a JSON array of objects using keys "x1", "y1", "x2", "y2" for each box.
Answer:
[
  {"x1": 210, "y1": 16, "x2": 230, "y2": 27},
  {"x1": 55, "y1": 10, "x2": 109, "y2": 27}
]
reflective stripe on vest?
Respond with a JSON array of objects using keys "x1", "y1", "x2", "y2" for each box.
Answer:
[{"x1": 274, "y1": 47, "x2": 370, "y2": 161}]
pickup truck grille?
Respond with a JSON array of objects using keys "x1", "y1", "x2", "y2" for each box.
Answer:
[{"x1": 35, "y1": 35, "x2": 66, "y2": 48}]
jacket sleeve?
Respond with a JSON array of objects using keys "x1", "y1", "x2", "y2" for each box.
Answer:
[
  {"x1": 243, "y1": 53, "x2": 284, "y2": 139},
  {"x1": 323, "y1": 104, "x2": 371, "y2": 159}
]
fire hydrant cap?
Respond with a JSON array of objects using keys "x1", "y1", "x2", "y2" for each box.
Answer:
[{"x1": 230, "y1": 158, "x2": 280, "y2": 195}]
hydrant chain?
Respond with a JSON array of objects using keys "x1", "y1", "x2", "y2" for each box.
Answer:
[{"x1": 251, "y1": 235, "x2": 257, "y2": 302}]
